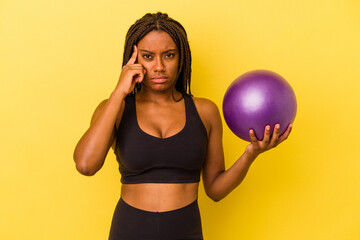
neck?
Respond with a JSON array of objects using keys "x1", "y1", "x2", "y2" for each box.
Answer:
[{"x1": 137, "y1": 87, "x2": 183, "y2": 103}]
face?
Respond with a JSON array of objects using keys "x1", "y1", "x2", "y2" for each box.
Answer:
[{"x1": 137, "y1": 30, "x2": 179, "y2": 93}]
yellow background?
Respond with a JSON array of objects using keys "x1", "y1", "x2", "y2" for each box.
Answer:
[{"x1": 1, "y1": 0, "x2": 360, "y2": 239}]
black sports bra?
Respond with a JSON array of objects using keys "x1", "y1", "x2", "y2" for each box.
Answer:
[{"x1": 114, "y1": 94, "x2": 208, "y2": 184}]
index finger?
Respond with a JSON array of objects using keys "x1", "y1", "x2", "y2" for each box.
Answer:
[{"x1": 126, "y1": 45, "x2": 138, "y2": 65}]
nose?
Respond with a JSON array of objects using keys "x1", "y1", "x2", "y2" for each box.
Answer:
[{"x1": 154, "y1": 57, "x2": 165, "y2": 72}]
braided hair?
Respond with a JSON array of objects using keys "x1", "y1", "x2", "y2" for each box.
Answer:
[{"x1": 122, "y1": 12, "x2": 192, "y2": 96}]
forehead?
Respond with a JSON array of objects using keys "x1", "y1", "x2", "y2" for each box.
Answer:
[{"x1": 138, "y1": 30, "x2": 177, "y2": 51}]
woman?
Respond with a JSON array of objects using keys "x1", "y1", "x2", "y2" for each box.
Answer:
[{"x1": 73, "y1": 12, "x2": 292, "y2": 240}]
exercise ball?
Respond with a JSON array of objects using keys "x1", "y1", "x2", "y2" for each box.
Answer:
[{"x1": 223, "y1": 70, "x2": 297, "y2": 142}]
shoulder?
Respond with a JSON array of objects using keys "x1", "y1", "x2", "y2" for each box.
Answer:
[
  {"x1": 97, "y1": 99, "x2": 108, "y2": 109},
  {"x1": 91, "y1": 97, "x2": 126, "y2": 124},
  {"x1": 90, "y1": 99, "x2": 108, "y2": 125},
  {"x1": 94, "y1": 99, "x2": 110, "y2": 114},
  {"x1": 192, "y1": 96, "x2": 222, "y2": 134},
  {"x1": 192, "y1": 96, "x2": 219, "y2": 115}
]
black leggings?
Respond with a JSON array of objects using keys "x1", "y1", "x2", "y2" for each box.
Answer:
[{"x1": 109, "y1": 198, "x2": 203, "y2": 240}]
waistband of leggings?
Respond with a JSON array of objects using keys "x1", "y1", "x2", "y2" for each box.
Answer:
[{"x1": 119, "y1": 197, "x2": 198, "y2": 214}]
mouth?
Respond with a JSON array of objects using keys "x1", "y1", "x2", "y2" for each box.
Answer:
[{"x1": 150, "y1": 76, "x2": 168, "y2": 83}]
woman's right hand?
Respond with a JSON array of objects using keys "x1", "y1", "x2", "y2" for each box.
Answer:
[
  {"x1": 74, "y1": 46, "x2": 145, "y2": 176},
  {"x1": 115, "y1": 45, "x2": 146, "y2": 95}
]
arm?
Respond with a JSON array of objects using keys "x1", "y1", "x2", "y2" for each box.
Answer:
[
  {"x1": 200, "y1": 99, "x2": 292, "y2": 202},
  {"x1": 73, "y1": 46, "x2": 145, "y2": 176},
  {"x1": 73, "y1": 92, "x2": 125, "y2": 176}
]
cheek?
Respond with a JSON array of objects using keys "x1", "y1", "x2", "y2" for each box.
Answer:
[{"x1": 171, "y1": 60, "x2": 180, "y2": 72}]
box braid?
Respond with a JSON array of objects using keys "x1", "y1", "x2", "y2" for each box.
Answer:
[{"x1": 122, "y1": 12, "x2": 192, "y2": 96}]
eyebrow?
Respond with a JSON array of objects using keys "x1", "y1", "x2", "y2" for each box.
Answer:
[{"x1": 139, "y1": 49, "x2": 177, "y2": 54}]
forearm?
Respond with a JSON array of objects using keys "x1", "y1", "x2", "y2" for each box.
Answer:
[
  {"x1": 207, "y1": 152, "x2": 258, "y2": 201},
  {"x1": 73, "y1": 90, "x2": 125, "y2": 175}
]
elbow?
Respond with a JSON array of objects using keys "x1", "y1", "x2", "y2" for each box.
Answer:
[
  {"x1": 206, "y1": 190, "x2": 225, "y2": 202},
  {"x1": 73, "y1": 152, "x2": 99, "y2": 176},
  {"x1": 212, "y1": 197, "x2": 222, "y2": 202},
  {"x1": 75, "y1": 162, "x2": 97, "y2": 176},
  {"x1": 209, "y1": 195, "x2": 224, "y2": 202}
]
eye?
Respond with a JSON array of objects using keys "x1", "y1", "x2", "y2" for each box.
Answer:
[
  {"x1": 165, "y1": 53, "x2": 175, "y2": 58},
  {"x1": 142, "y1": 54, "x2": 152, "y2": 59}
]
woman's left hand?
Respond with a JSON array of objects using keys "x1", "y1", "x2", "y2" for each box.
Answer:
[{"x1": 245, "y1": 123, "x2": 293, "y2": 158}]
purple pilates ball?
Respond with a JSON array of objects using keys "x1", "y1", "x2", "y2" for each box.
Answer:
[{"x1": 222, "y1": 70, "x2": 297, "y2": 142}]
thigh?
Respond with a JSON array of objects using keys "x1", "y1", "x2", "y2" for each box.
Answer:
[
  {"x1": 109, "y1": 198, "x2": 158, "y2": 240},
  {"x1": 159, "y1": 199, "x2": 203, "y2": 240}
]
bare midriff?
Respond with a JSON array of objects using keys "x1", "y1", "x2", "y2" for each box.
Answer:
[{"x1": 121, "y1": 182, "x2": 199, "y2": 212}]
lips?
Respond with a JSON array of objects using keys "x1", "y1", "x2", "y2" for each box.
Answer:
[{"x1": 150, "y1": 76, "x2": 168, "y2": 83}]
